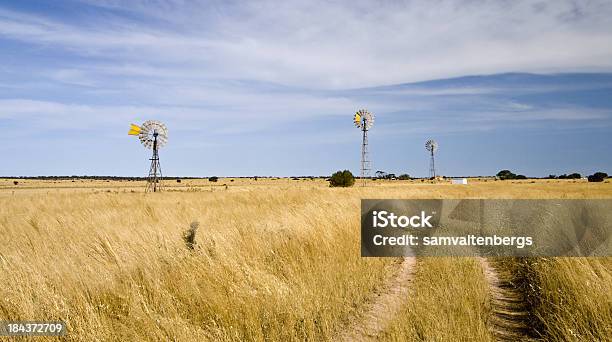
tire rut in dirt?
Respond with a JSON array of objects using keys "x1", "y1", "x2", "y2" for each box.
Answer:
[
  {"x1": 478, "y1": 257, "x2": 535, "y2": 341},
  {"x1": 337, "y1": 257, "x2": 416, "y2": 342}
]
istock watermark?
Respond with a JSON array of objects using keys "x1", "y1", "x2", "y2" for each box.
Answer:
[
  {"x1": 361, "y1": 199, "x2": 612, "y2": 257},
  {"x1": 372, "y1": 210, "x2": 434, "y2": 228}
]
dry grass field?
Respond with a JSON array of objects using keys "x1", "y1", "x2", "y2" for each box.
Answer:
[{"x1": 0, "y1": 178, "x2": 610, "y2": 341}]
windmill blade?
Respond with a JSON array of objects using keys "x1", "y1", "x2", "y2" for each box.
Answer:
[
  {"x1": 365, "y1": 112, "x2": 374, "y2": 129},
  {"x1": 139, "y1": 135, "x2": 150, "y2": 143},
  {"x1": 157, "y1": 138, "x2": 168, "y2": 148}
]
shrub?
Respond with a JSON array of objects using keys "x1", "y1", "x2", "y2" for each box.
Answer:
[
  {"x1": 176, "y1": 179, "x2": 182, "y2": 183},
  {"x1": 515, "y1": 175, "x2": 527, "y2": 180},
  {"x1": 329, "y1": 170, "x2": 355, "y2": 187},
  {"x1": 183, "y1": 221, "x2": 199, "y2": 250},
  {"x1": 398, "y1": 174, "x2": 411, "y2": 180},
  {"x1": 208, "y1": 176, "x2": 218, "y2": 182},
  {"x1": 13, "y1": 181, "x2": 18, "y2": 185},
  {"x1": 588, "y1": 172, "x2": 608, "y2": 183}
]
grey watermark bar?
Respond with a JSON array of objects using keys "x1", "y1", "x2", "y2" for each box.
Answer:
[
  {"x1": 0, "y1": 321, "x2": 66, "y2": 336},
  {"x1": 361, "y1": 199, "x2": 612, "y2": 257}
]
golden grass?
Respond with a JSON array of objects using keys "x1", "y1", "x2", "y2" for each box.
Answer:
[
  {"x1": 0, "y1": 179, "x2": 610, "y2": 341},
  {"x1": 381, "y1": 257, "x2": 492, "y2": 341},
  {"x1": 0, "y1": 188, "x2": 391, "y2": 340},
  {"x1": 499, "y1": 257, "x2": 612, "y2": 341}
]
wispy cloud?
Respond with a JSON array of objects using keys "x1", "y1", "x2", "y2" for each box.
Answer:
[{"x1": 2, "y1": 1, "x2": 612, "y2": 88}]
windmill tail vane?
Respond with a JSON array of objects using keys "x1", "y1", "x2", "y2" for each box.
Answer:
[{"x1": 128, "y1": 124, "x2": 141, "y2": 136}]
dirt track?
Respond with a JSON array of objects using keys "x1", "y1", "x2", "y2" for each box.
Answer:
[
  {"x1": 337, "y1": 257, "x2": 416, "y2": 341},
  {"x1": 479, "y1": 257, "x2": 534, "y2": 341}
]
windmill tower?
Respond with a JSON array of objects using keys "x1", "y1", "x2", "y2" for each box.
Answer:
[
  {"x1": 128, "y1": 120, "x2": 168, "y2": 192},
  {"x1": 425, "y1": 139, "x2": 438, "y2": 179},
  {"x1": 354, "y1": 109, "x2": 375, "y2": 186}
]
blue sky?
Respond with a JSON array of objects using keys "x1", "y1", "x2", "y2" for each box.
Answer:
[{"x1": 0, "y1": 0, "x2": 611, "y2": 177}]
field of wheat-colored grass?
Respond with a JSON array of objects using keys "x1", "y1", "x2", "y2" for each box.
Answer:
[{"x1": 0, "y1": 179, "x2": 610, "y2": 341}]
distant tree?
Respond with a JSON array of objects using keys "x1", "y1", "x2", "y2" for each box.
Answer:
[
  {"x1": 386, "y1": 173, "x2": 396, "y2": 180},
  {"x1": 547, "y1": 175, "x2": 557, "y2": 179},
  {"x1": 329, "y1": 170, "x2": 355, "y2": 187},
  {"x1": 208, "y1": 176, "x2": 218, "y2": 182},
  {"x1": 375, "y1": 170, "x2": 387, "y2": 179},
  {"x1": 398, "y1": 174, "x2": 411, "y2": 180},
  {"x1": 588, "y1": 172, "x2": 608, "y2": 182},
  {"x1": 515, "y1": 175, "x2": 527, "y2": 180},
  {"x1": 559, "y1": 173, "x2": 581, "y2": 179},
  {"x1": 496, "y1": 170, "x2": 517, "y2": 180}
]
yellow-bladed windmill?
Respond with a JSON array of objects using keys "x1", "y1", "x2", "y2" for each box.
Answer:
[
  {"x1": 128, "y1": 120, "x2": 168, "y2": 192},
  {"x1": 354, "y1": 109, "x2": 374, "y2": 186}
]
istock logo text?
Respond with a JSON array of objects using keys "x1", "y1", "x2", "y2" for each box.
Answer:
[{"x1": 372, "y1": 211, "x2": 434, "y2": 228}]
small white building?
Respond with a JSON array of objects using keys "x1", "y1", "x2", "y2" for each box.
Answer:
[{"x1": 451, "y1": 178, "x2": 468, "y2": 184}]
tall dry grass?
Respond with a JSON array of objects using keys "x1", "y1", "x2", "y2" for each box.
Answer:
[
  {"x1": 498, "y1": 257, "x2": 612, "y2": 341},
  {"x1": 0, "y1": 180, "x2": 611, "y2": 341},
  {"x1": 0, "y1": 188, "x2": 393, "y2": 340}
]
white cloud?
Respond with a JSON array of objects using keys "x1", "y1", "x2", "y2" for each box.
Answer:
[{"x1": 1, "y1": 1, "x2": 611, "y2": 88}]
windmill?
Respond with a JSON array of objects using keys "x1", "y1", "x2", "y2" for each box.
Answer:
[
  {"x1": 354, "y1": 109, "x2": 374, "y2": 186},
  {"x1": 128, "y1": 120, "x2": 168, "y2": 192},
  {"x1": 425, "y1": 139, "x2": 438, "y2": 179}
]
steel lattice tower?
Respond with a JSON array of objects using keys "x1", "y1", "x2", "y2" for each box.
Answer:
[
  {"x1": 146, "y1": 133, "x2": 163, "y2": 193},
  {"x1": 360, "y1": 123, "x2": 371, "y2": 186},
  {"x1": 429, "y1": 149, "x2": 436, "y2": 178}
]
